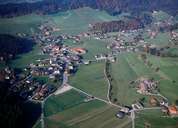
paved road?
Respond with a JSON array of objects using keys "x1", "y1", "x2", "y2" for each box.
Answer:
[
  {"x1": 41, "y1": 101, "x2": 45, "y2": 128},
  {"x1": 130, "y1": 110, "x2": 136, "y2": 128}
]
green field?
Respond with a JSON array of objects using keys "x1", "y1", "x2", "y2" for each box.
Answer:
[
  {"x1": 146, "y1": 55, "x2": 178, "y2": 103},
  {"x1": 0, "y1": 7, "x2": 119, "y2": 36},
  {"x1": 0, "y1": 14, "x2": 44, "y2": 35},
  {"x1": 49, "y1": 7, "x2": 119, "y2": 35},
  {"x1": 145, "y1": 32, "x2": 171, "y2": 46},
  {"x1": 45, "y1": 91, "x2": 131, "y2": 128},
  {"x1": 69, "y1": 62, "x2": 108, "y2": 100},
  {"x1": 135, "y1": 109, "x2": 178, "y2": 128},
  {"x1": 44, "y1": 89, "x2": 86, "y2": 117},
  {"x1": 109, "y1": 53, "x2": 162, "y2": 106},
  {"x1": 64, "y1": 37, "x2": 110, "y2": 60}
]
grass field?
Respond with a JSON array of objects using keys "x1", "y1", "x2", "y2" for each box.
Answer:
[
  {"x1": 69, "y1": 62, "x2": 108, "y2": 100},
  {"x1": 0, "y1": 14, "x2": 44, "y2": 35},
  {"x1": 64, "y1": 37, "x2": 110, "y2": 60},
  {"x1": 145, "y1": 32, "x2": 171, "y2": 46},
  {"x1": 146, "y1": 55, "x2": 178, "y2": 103},
  {"x1": 0, "y1": 7, "x2": 119, "y2": 35},
  {"x1": 49, "y1": 7, "x2": 119, "y2": 35},
  {"x1": 135, "y1": 109, "x2": 178, "y2": 128},
  {"x1": 45, "y1": 92, "x2": 131, "y2": 128},
  {"x1": 44, "y1": 89, "x2": 86, "y2": 117},
  {"x1": 109, "y1": 53, "x2": 161, "y2": 106}
]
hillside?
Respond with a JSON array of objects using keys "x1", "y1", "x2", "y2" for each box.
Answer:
[
  {"x1": 0, "y1": 0, "x2": 178, "y2": 17},
  {"x1": 0, "y1": 34, "x2": 35, "y2": 62}
]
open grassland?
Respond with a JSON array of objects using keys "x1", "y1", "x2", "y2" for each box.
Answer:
[
  {"x1": 49, "y1": 7, "x2": 119, "y2": 35},
  {"x1": 64, "y1": 37, "x2": 110, "y2": 60},
  {"x1": 135, "y1": 109, "x2": 178, "y2": 128},
  {"x1": 0, "y1": 14, "x2": 44, "y2": 35},
  {"x1": 45, "y1": 99, "x2": 132, "y2": 128},
  {"x1": 69, "y1": 62, "x2": 108, "y2": 100},
  {"x1": 146, "y1": 55, "x2": 178, "y2": 103},
  {"x1": 109, "y1": 53, "x2": 161, "y2": 106},
  {"x1": 0, "y1": 7, "x2": 119, "y2": 35},
  {"x1": 145, "y1": 32, "x2": 171, "y2": 46},
  {"x1": 44, "y1": 89, "x2": 86, "y2": 117}
]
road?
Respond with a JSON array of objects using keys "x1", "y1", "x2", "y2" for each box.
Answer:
[
  {"x1": 41, "y1": 101, "x2": 45, "y2": 128},
  {"x1": 70, "y1": 84, "x2": 122, "y2": 108},
  {"x1": 130, "y1": 110, "x2": 135, "y2": 128},
  {"x1": 39, "y1": 62, "x2": 174, "y2": 128},
  {"x1": 103, "y1": 65, "x2": 112, "y2": 104}
]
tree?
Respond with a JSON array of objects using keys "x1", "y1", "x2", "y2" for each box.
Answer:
[
  {"x1": 175, "y1": 100, "x2": 178, "y2": 106},
  {"x1": 113, "y1": 98, "x2": 118, "y2": 103}
]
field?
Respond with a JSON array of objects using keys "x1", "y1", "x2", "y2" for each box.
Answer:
[
  {"x1": 64, "y1": 37, "x2": 110, "y2": 60},
  {"x1": 108, "y1": 53, "x2": 161, "y2": 106},
  {"x1": 0, "y1": 14, "x2": 44, "y2": 35},
  {"x1": 44, "y1": 89, "x2": 86, "y2": 117},
  {"x1": 0, "y1": 7, "x2": 119, "y2": 36},
  {"x1": 69, "y1": 62, "x2": 108, "y2": 100},
  {"x1": 135, "y1": 109, "x2": 178, "y2": 128},
  {"x1": 49, "y1": 7, "x2": 119, "y2": 35},
  {"x1": 1, "y1": 6, "x2": 178, "y2": 128},
  {"x1": 144, "y1": 32, "x2": 171, "y2": 46},
  {"x1": 44, "y1": 90, "x2": 132, "y2": 128},
  {"x1": 146, "y1": 55, "x2": 178, "y2": 103}
]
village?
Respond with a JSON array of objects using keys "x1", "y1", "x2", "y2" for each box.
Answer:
[{"x1": 0, "y1": 10, "x2": 178, "y2": 128}]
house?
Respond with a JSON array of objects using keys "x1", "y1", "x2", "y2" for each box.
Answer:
[
  {"x1": 83, "y1": 60, "x2": 90, "y2": 65},
  {"x1": 168, "y1": 105, "x2": 178, "y2": 116},
  {"x1": 137, "y1": 82, "x2": 147, "y2": 94},
  {"x1": 116, "y1": 111, "x2": 125, "y2": 119}
]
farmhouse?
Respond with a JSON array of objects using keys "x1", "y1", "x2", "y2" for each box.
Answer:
[
  {"x1": 136, "y1": 78, "x2": 158, "y2": 94},
  {"x1": 168, "y1": 106, "x2": 178, "y2": 116}
]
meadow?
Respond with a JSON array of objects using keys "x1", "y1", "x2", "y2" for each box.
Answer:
[
  {"x1": 44, "y1": 90, "x2": 132, "y2": 128},
  {"x1": 135, "y1": 109, "x2": 178, "y2": 128},
  {"x1": 146, "y1": 55, "x2": 178, "y2": 103},
  {"x1": 108, "y1": 53, "x2": 161, "y2": 106},
  {"x1": 49, "y1": 7, "x2": 119, "y2": 35},
  {"x1": 69, "y1": 62, "x2": 108, "y2": 100}
]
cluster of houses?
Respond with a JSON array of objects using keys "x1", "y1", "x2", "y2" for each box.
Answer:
[
  {"x1": 0, "y1": 67, "x2": 15, "y2": 82},
  {"x1": 23, "y1": 44, "x2": 87, "y2": 100},
  {"x1": 34, "y1": 23, "x2": 62, "y2": 44},
  {"x1": 6, "y1": 72, "x2": 56, "y2": 101},
  {"x1": 106, "y1": 31, "x2": 144, "y2": 54},
  {"x1": 95, "y1": 54, "x2": 116, "y2": 62},
  {"x1": 170, "y1": 31, "x2": 178, "y2": 45},
  {"x1": 30, "y1": 43, "x2": 87, "y2": 80},
  {"x1": 32, "y1": 84, "x2": 56, "y2": 100},
  {"x1": 162, "y1": 105, "x2": 178, "y2": 117},
  {"x1": 133, "y1": 78, "x2": 158, "y2": 95},
  {"x1": 170, "y1": 31, "x2": 178, "y2": 39}
]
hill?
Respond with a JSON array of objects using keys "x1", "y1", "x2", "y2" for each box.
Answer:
[{"x1": 0, "y1": 0, "x2": 178, "y2": 17}]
